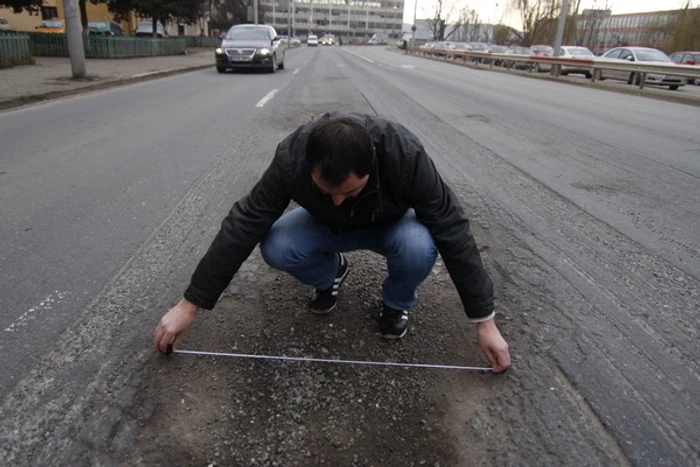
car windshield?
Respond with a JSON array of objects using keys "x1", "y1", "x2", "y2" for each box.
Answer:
[
  {"x1": 513, "y1": 47, "x2": 530, "y2": 54},
  {"x1": 532, "y1": 46, "x2": 553, "y2": 53},
  {"x1": 567, "y1": 48, "x2": 593, "y2": 56},
  {"x1": 635, "y1": 49, "x2": 671, "y2": 62},
  {"x1": 227, "y1": 27, "x2": 270, "y2": 40},
  {"x1": 309, "y1": 35, "x2": 317, "y2": 39},
  {"x1": 491, "y1": 46, "x2": 508, "y2": 53},
  {"x1": 471, "y1": 43, "x2": 488, "y2": 51},
  {"x1": 41, "y1": 21, "x2": 63, "y2": 28}
]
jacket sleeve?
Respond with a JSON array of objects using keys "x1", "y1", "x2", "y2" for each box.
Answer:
[
  {"x1": 401, "y1": 136, "x2": 495, "y2": 321},
  {"x1": 183, "y1": 150, "x2": 291, "y2": 310}
]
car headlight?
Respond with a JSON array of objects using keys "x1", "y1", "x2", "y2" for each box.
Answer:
[
  {"x1": 258, "y1": 48, "x2": 271, "y2": 55},
  {"x1": 215, "y1": 48, "x2": 223, "y2": 54}
]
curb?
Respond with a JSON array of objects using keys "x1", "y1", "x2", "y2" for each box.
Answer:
[
  {"x1": 0, "y1": 63, "x2": 213, "y2": 112},
  {"x1": 401, "y1": 51, "x2": 700, "y2": 109}
]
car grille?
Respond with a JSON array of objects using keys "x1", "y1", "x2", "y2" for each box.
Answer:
[{"x1": 225, "y1": 48, "x2": 256, "y2": 59}]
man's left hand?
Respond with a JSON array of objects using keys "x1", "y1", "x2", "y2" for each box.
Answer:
[{"x1": 477, "y1": 319, "x2": 511, "y2": 373}]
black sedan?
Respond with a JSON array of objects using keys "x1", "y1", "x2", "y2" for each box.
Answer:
[{"x1": 215, "y1": 24, "x2": 286, "y2": 73}]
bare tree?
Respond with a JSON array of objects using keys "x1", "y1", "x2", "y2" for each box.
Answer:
[
  {"x1": 666, "y1": 2, "x2": 700, "y2": 52},
  {"x1": 509, "y1": 0, "x2": 561, "y2": 45},
  {"x1": 577, "y1": 1, "x2": 612, "y2": 51},
  {"x1": 424, "y1": 0, "x2": 461, "y2": 41},
  {"x1": 454, "y1": 7, "x2": 481, "y2": 42}
]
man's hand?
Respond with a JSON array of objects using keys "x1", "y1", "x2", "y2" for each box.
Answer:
[
  {"x1": 154, "y1": 298, "x2": 199, "y2": 354},
  {"x1": 477, "y1": 319, "x2": 511, "y2": 373}
]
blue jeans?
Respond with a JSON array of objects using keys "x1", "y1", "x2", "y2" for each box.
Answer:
[{"x1": 260, "y1": 207, "x2": 437, "y2": 310}]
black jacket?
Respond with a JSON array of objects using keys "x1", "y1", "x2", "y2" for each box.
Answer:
[{"x1": 184, "y1": 112, "x2": 495, "y2": 320}]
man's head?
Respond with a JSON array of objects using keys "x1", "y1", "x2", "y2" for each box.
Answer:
[{"x1": 306, "y1": 117, "x2": 374, "y2": 206}]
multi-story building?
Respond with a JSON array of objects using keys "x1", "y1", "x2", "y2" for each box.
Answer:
[
  {"x1": 577, "y1": 9, "x2": 683, "y2": 54},
  {"x1": 261, "y1": 0, "x2": 404, "y2": 42}
]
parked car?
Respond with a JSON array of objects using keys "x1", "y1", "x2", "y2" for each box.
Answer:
[
  {"x1": 35, "y1": 20, "x2": 65, "y2": 34},
  {"x1": 466, "y1": 42, "x2": 490, "y2": 62},
  {"x1": 134, "y1": 21, "x2": 166, "y2": 38},
  {"x1": 669, "y1": 51, "x2": 700, "y2": 84},
  {"x1": 489, "y1": 45, "x2": 508, "y2": 66},
  {"x1": 87, "y1": 21, "x2": 124, "y2": 36},
  {"x1": 531, "y1": 44, "x2": 553, "y2": 72},
  {"x1": 321, "y1": 34, "x2": 335, "y2": 45},
  {"x1": 291, "y1": 36, "x2": 301, "y2": 46},
  {"x1": 598, "y1": 46, "x2": 685, "y2": 90},
  {"x1": 503, "y1": 46, "x2": 532, "y2": 70},
  {"x1": 307, "y1": 34, "x2": 319, "y2": 46},
  {"x1": 0, "y1": 17, "x2": 10, "y2": 31},
  {"x1": 554, "y1": 46, "x2": 595, "y2": 78},
  {"x1": 215, "y1": 24, "x2": 286, "y2": 73}
]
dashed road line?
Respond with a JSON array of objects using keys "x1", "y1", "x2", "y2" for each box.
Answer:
[
  {"x1": 255, "y1": 89, "x2": 279, "y2": 107},
  {"x1": 342, "y1": 49, "x2": 375, "y2": 63}
]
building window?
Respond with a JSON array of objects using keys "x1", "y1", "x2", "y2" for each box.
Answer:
[{"x1": 42, "y1": 6, "x2": 59, "y2": 20}]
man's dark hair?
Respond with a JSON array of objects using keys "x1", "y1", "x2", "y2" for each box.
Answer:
[{"x1": 306, "y1": 117, "x2": 374, "y2": 187}]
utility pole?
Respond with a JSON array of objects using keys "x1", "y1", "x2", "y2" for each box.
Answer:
[
  {"x1": 291, "y1": 0, "x2": 295, "y2": 36},
  {"x1": 411, "y1": 0, "x2": 417, "y2": 45},
  {"x1": 553, "y1": 0, "x2": 569, "y2": 56},
  {"x1": 309, "y1": 0, "x2": 313, "y2": 36},
  {"x1": 63, "y1": 0, "x2": 86, "y2": 78},
  {"x1": 552, "y1": 0, "x2": 569, "y2": 75},
  {"x1": 254, "y1": 0, "x2": 259, "y2": 24}
]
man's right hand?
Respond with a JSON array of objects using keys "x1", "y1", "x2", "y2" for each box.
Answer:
[{"x1": 154, "y1": 298, "x2": 199, "y2": 353}]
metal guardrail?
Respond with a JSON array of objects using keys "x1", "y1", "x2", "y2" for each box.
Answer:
[{"x1": 408, "y1": 46, "x2": 700, "y2": 90}]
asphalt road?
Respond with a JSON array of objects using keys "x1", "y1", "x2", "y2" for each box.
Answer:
[{"x1": 0, "y1": 46, "x2": 698, "y2": 466}]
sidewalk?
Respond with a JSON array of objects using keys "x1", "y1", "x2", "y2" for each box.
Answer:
[{"x1": 0, "y1": 48, "x2": 214, "y2": 110}]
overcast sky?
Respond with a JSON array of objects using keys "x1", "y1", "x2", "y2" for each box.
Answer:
[{"x1": 402, "y1": 0, "x2": 694, "y2": 27}]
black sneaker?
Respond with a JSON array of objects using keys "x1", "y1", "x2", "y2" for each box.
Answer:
[
  {"x1": 310, "y1": 253, "x2": 349, "y2": 314},
  {"x1": 378, "y1": 304, "x2": 410, "y2": 339}
]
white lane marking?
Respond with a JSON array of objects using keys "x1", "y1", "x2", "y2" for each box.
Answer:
[
  {"x1": 293, "y1": 68, "x2": 300, "y2": 74},
  {"x1": 377, "y1": 63, "x2": 394, "y2": 71},
  {"x1": 342, "y1": 49, "x2": 375, "y2": 63},
  {"x1": 402, "y1": 65, "x2": 415, "y2": 69},
  {"x1": 256, "y1": 89, "x2": 279, "y2": 108},
  {"x1": 5, "y1": 291, "x2": 68, "y2": 332}
]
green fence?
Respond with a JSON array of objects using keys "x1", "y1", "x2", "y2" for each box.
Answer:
[
  {"x1": 182, "y1": 35, "x2": 221, "y2": 48},
  {"x1": 0, "y1": 32, "x2": 33, "y2": 68},
  {"x1": 27, "y1": 33, "x2": 187, "y2": 58}
]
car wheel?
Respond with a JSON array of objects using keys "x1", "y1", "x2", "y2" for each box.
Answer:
[
  {"x1": 669, "y1": 85, "x2": 679, "y2": 91},
  {"x1": 585, "y1": 71, "x2": 592, "y2": 79},
  {"x1": 216, "y1": 66, "x2": 226, "y2": 73},
  {"x1": 595, "y1": 69, "x2": 605, "y2": 81},
  {"x1": 278, "y1": 54, "x2": 285, "y2": 70},
  {"x1": 269, "y1": 55, "x2": 276, "y2": 73},
  {"x1": 627, "y1": 72, "x2": 636, "y2": 85},
  {"x1": 535, "y1": 63, "x2": 541, "y2": 73}
]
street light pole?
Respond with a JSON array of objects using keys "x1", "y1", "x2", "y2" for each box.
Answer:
[{"x1": 254, "y1": 0, "x2": 259, "y2": 24}]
